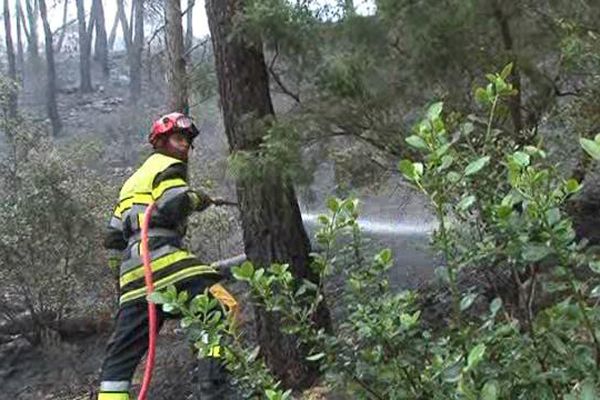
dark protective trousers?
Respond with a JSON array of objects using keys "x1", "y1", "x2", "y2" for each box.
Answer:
[{"x1": 100, "y1": 278, "x2": 231, "y2": 398}]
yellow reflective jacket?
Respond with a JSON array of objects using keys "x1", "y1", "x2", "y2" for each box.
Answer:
[{"x1": 104, "y1": 152, "x2": 220, "y2": 305}]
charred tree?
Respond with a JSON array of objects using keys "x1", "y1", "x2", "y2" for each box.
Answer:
[
  {"x1": 206, "y1": 0, "x2": 331, "y2": 390},
  {"x1": 93, "y1": 0, "x2": 109, "y2": 78},
  {"x1": 129, "y1": 0, "x2": 144, "y2": 101},
  {"x1": 23, "y1": 0, "x2": 39, "y2": 64},
  {"x1": 55, "y1": 0, "x2": 68, "y2": 53},
  {"x1": 3, "y1": 0, "x2": 18, "y2": 116},
  {"x1": 166, "y1": 0, "x2": 188, "y2": 112},
  {"x1": 117, "y1": 0, "x2": 131, "y2": 53},
  {"x1": 75, "y1": 0, "x2": 93, "y2": 92},
  {"x1": 108, "y1": 4, "x2": 119, "y2": 51},
  {"x1": 38, "y1": 0, "x2": 62, "y2": 136},
  {"x1": 15, "y1": 0, "x2": 25, "y2": 79},
  {"x1": 185, "y1": 0, "x2": 194, "y2": 51}
]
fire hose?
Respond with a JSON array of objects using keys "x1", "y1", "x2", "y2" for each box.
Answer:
[
  {"x1": 138, "y1": 202, "x2": 158, "y2": 400},
  {"x1": 137, "y1": 199, "x2": 240, "y2": 400}
]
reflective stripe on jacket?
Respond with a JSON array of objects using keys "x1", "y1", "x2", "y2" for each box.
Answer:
[{"x1": 104, "y1": 152, "x2": 219, "y2": 305}]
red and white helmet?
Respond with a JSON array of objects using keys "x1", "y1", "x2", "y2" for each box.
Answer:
[{"x1": 149, "y1": 112, "x2": 199, "y2": 147}]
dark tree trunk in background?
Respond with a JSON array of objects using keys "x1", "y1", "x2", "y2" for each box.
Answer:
[
  {"x1": 344, "y1": 0, "x2": 355, "y2": 16},
  {"x1": 492, "y1": 1, "x2": 524, "y2": 138},
  {"x1": 185, "y1": 0, "x2": 194, "y2": 51},
  {"x1": 75, "y1": 0, "x2": 93, "y2": 92},
  {"x1": 206, "y1": 0, "x2": 331, "y2": 390},
  {"x1": 93, "y1": 0, "x2": 109, "y2": 78},
  {"x1": 116, "y1": 0, "x2": 131, "y2": 52},
  {"x1": 38, "y1": 0, "x2": 62, "y2": 136},
  {"x1": 15, "y1": 0, "x2": 25, "y2": 80},
  {"x1": 108, "y1": 4, "x2": 119, "y2": 51},
  {"x1": 129, "y1": 0, "x2": 144, "y2": 102},
  {"x1": 166, "y1": 0, "x2": 188, "y2": 112},
  {"x1": 56, "y1": 0, "x2": 68, "y2": 53},
  {"x1": 3, "y1": 0, "x2": 18, "y2": 116},
  {"x1": 23, "y1": 0, "x2": 39, "y2": 64}
]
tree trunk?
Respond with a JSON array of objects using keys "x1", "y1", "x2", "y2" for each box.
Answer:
[
  {"x1": 24, "y1": 0, "x2": 39, "y2": 63},
  {"x1": 55, "y1": 0, "x2": 68, "y2": 53},
  {"x1": 3, "y1": 0, "x2": 18, "y2": 116},
  {"x1": 166, "y1": 0, "x2": 188, "y2": 112},
  {"x1": 129, "y1": 0, "x2": 144, "y2": 102},
  {"x1": 38, "y1": 0, "x2": 62, "y2": 136},
  {"x1": 93, "y1": 0, "x2": 109, "y2": 78},
  {"x1": 108, "y1": 4, "x2": 119, "y2": 51},
  {"x1": 344, "y1": 0, "x2": 355, "y2": 16},
  {"x1": 15, "y1": 0, "x2": 25, "y2": 81},
  {"x1": 206, "y1": 0, "x2": 330, "y2": 390},
  {"x1": 185, "y1": 0, "x2": 194, "y2": 51},
  {"x1": 492, "y1": 1, "x2": 523, "y2": 138},
  {"x1": 75, "y1": 0, "x2": 93, "y2": 92},
  {"x1": 116, "y1": 0, "x2": 131, "y2": 52}
]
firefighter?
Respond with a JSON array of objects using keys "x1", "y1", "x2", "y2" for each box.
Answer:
[{"x1": 98, "y1": 112, "x2": 236, "y2": 400}]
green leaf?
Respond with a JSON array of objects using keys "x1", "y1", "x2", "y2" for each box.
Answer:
[
  {"x1": 427, "y1": 102, "x2": 444, "y2": 120},
  {"x1": 500, "y1": 63, "x2": 514, "y2": 80},
  {"x1": 465, "y1": 156, "x2": 490, "y2": 176},
  {"x1": 467, "y1": 343, "x2": 486, "y2": 370},
  {"x1": 148, "y1": 291, "x2": 168, "y2": 304},
  {"x1": 460, "y1": 293, "x2": 477, "y2": 311},
  {"x1": 306, "y1": 352, "x2": 325, "y2": 361},
  {"x1": 376, "y1": 248, "x2": 393, "y2": 265},
  {"x1": 475, "y1": 87, "x2": 489, "y2": 104},
  {"x1": 481, "y1": 380, "x2": 499, "y2": 400},
  {"x1": 439, "y1": 155, "x2": 454, "y2": 171},
  {"x1": 457, "y1": 195, "x2": 476, "y2": 211},
  {"x1": 398, "y1": 159, "x2": 415, "y2": 179},
  {"x1": 545, "y1": 208, "x2": 561, "y2": 226},
  {"x1": 232, "y1": 261, "x2": 255, "y2": 281},
  {"x1": 565, "y1": 179, "x2": 582, "y2": 194},
  {"x1": 406, "y1": 135, "x2": 428, "y2": 150},
  {"x1": 447, "y1": 171, "x2": 461, "y2": 183},
  {"x1": 580, "y1": 138, "x2": 600, "y2": 160},
  {"x1": 547, "y1": 333, "x2": 568, "y2": 356},
  {"x1": 523, "y1": 243, "x2": 552, "y2": 262},
  {"x1": 413, "y1": 162, "x2": 424, "y2": 177},
  {"x1": 490, "y1": 298, "x2": 502, "y2": 317},
  {"x1": 327, "y1": 197, "x2": 340, "y2": 212},
  {"x1": 511, "y1": 151, "x2": 530, "y2": 167},
  {"x1": 589, "y1": 261, "x2": 600, "y2": 274}
]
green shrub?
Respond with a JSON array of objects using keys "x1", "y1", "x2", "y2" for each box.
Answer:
[{"x1": 155, "y1": 66, "x2": 600, "y2": 399}]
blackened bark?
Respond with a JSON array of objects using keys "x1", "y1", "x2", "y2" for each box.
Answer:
[
  {"x1": 56, "y1": 0, "x2": 68, "y2": 53},
  {"x1": 93, "y1": 0, "x2": 109, "y2": 78},
  {"x1": 75, "y1": 0, "x2": 93, "y2": 92},
  {"x1": 166, "y1": 0, "x2": 188, "y2": 112},
  {"x1": 185, "y1": 0, "x2": 194, "y2": 51},
  {"x1": 129, "y1": 0, "x2": 144, "y2": 101},
  {"x1": 15, "y1": 0, "x2": 25, "y2": 80},
  {"x1": 39, "y1": 0, "x2": 62, "y2": 136},
  {"x1": 3, "y1": 0, "x2": 18, "y2": 116},
  {"x1": 24, "y1": 0, "x2": 39, "y2": 63},
  {"x1": 116, "y1": 0, "x2": 131, "y2": 52},
  {"x1": 108, "y1": 4, "x2": 119, "y2": 51},
  {"x1": 206, "y1": 0, "x2": 330, "y2": 390}
]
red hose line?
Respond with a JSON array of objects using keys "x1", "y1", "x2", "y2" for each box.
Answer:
[{"x1": 138, "y1": 202, "x2": 157, "y2": 400}]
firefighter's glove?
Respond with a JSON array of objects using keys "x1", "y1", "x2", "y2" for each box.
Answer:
[{"x1": 189, "y1": 190, "x2": 212, "y2": 212}]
